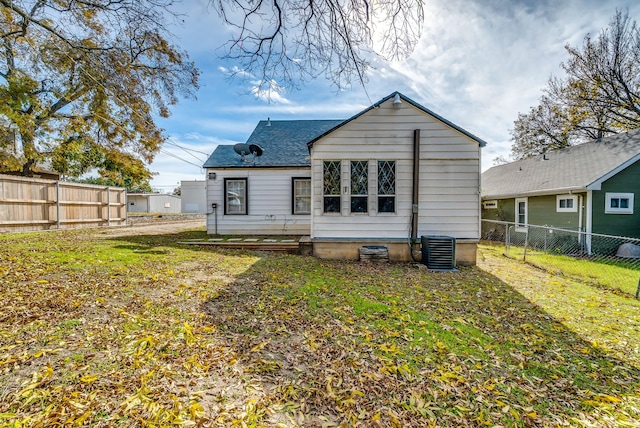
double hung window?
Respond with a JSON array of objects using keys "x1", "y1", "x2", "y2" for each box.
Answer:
[
  {"x1": 225, "y1": 178, "x2": 247, "y2": 215},
  {"x1": 293, "y1": 178, "x2": 311, "y2": 214}
]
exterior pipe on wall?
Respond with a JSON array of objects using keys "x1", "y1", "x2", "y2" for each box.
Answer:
[{"x1": 412, "y1": 129, "x2": 420, "y2": 241}]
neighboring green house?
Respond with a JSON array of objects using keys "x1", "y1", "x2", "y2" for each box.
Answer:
[{"x1": 481, "y1": 130, "x2": 640, "y2": 239}]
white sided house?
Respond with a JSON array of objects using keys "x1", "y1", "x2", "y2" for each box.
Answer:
[
  {"x1": 308, "y1": 92, "x2": 485, "y2": 265},
  {"x1": 203, "y1": 92, "x2": 486, "y2": 265}
]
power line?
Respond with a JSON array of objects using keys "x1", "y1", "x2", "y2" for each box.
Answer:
[
  {"x1": 163, "y1": 139, "x2": 208, "y2": 164},
  {"x1": 158, "y1": 148, "x2": 204, "y2": 169}
]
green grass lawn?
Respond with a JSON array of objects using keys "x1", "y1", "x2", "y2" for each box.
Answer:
[
  {"x1": 503, "y1": 243, "x2": 640, "y2": 296},
  {"x1": 1, "y1": 229, "x2": 639, "y2": 427}
]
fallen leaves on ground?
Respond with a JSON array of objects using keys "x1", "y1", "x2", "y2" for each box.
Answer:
[{"x1": 1, "y1": 230, "x2": 639, "y2": 427}]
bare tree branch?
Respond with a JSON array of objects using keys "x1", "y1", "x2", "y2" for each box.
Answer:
[{"x1": 212, "y1": 0, "x2": 424, "y2": 93}]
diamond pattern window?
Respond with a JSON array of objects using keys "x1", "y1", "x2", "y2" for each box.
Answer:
[
  {"x1": 323, "y1": 161, "x2": 341, "y2": 213},
  {"x1": 377, "y1": 160, "x2": 395, "y2": 213},
  {"x1": 351, "y1": 160, "x2": 368, "y2": 213}
]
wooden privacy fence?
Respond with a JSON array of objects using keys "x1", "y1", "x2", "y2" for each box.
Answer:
[{"x1": 0, "y1": 174, "x2": 126, "y2": 233}]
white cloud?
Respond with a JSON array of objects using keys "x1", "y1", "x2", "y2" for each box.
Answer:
[
  {"x1": 218, "y1": 65, "x2": 254, "y2": 79},
  {"x1": 249, "y1": 79, "x2": 292, "y2": 104}
]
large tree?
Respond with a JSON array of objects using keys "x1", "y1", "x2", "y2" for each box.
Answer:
[
  {"x1": 511, "y1": 10, "x2": 640, "y2": 159},
  {"x1": 213, "y1": 0, "x2": 425, "y2": 91},
  {"x1": 0, "y1": 0, "x2": 199, "y2": 185}
]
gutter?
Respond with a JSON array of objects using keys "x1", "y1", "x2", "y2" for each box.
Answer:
[{"x1": 482, "y1": 186, "x2": 586, "y2": 200}]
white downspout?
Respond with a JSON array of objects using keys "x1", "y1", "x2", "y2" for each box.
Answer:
[{"x1": 585, "y1": 190, "x2": 593, "y2": 254}]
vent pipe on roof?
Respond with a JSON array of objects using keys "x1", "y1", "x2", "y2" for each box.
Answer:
[
  {"x1": 266, "y1": 117, "x2": 271, "y2": 126},
  {"x1": 393, "y1": 93, "x2": 402, "y2": 109}
]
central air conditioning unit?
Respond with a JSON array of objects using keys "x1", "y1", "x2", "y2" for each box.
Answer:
[{"x1": 421, "y1": 235, "x2": 457, "y2": 271}]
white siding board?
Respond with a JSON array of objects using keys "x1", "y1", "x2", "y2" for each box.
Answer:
[{"x1": 206, "y1": 167, "x2": 311, "y2": 235}]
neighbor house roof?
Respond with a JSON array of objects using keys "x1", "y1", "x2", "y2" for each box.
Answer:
[
  {"x1": 482, "y1": 129, "x2": 640, "y2": 199},
  {"x1": 203, "y1": 120, "x2": 343, "y2": 168},
  {"x1": 306, "y1": 91, "x2": 487, "y2": 148}
]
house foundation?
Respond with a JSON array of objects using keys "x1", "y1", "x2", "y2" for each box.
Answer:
[{"x1": 312, "y1": 239, "x2": 477, "y2": 266}]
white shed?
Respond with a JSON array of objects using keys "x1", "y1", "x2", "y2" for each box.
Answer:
[
  {"x1": 127, "y1": 193, "x2": 181, "y2": 213},
  {"x1": 180, "y1": 180, "x2": 207, "y2": 213}
]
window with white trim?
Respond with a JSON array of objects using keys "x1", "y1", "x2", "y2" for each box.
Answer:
[
  {"x1": 515, "y1": 197, "x2": 528, "y2": 232},
  {"x1": 605, "y1": 192, "x2": 634, "y2": 214},
  {"x1": 350, "y1": 160, "x2": 368, "y2": 213},
  {"x1": 292, "y1": 178, "x2": 311, "y2": 215},
  {"x1": 377, "y1": 160, "x2": 395, "y2": 213},
  {"x1": 556, "y1": 195, "x2": 578, "y2": 213},
  {"x1": 225, "y1": 178, "x2": 247, "y2": 215},
  {"x1": 323, "y1": 161, "x2": 341, "y2": 213}
]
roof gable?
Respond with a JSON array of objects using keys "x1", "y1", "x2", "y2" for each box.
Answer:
[
  {"x1": 306, "y1": 91, "x2": 487, "y2": 148},
  {"x1": 203, "y1": 120, "x2": 343, "y2": 168},
  {"x1": 204, "y1": 91, "x2": 487, "y2": 168},
  {"x1": 482, "y1": 129, "x2": 640, "y2": 199}
]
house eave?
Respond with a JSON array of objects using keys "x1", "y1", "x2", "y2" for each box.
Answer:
[
  {"x1": 205, "y1": 164, "x2": 311, "y2": 170},
  {"x1": 482, "y1": 186, "x2": 586, "y2": 200},
  {"x1": 585, "y1": 152, "x2": 640, "y2": 191}
]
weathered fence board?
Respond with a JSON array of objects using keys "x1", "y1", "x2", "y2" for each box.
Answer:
[{"x1": 0, "y1": 174, "x2": 126, "y2": 233}]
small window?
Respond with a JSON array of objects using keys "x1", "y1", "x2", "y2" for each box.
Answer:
[
  {"x1": 556, "y1": 195, "x2": 577, "y2": 213},
  {"x1": 605, "y1": 192, "x2": 634, "y2": 214},
  {"x1": 323, "y1": 161, "x2": 341, "y2": 213},
  {"x1": 292, "y1": 178, "x2": 311, "y2": 215},
  {"x1": 378, "y1": 160, "x2": 395, "y2": 213},
  {"x1": 225, "y1": 178, "x2": 247, "y2": 215},
  {"x1": 351, "y1": 160, "x2": 368, "y2": 213},
  {"x1": 483, "y1": 200, "x2": 498, "y2": 209},
  {"x1": 130, "y1": 202, "x2": 135, "y2": 206},
  {"x1": 515, "y1": 197, "x2": 528, "y2": 232}
]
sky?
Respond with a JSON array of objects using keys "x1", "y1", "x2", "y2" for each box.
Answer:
[{"x1": 148, "y1": 0, "x2": 640, "y2": 193}]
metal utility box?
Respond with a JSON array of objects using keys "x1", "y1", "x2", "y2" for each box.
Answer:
[{"x1": 421, "y1": 236, "x2": 456, "y2": 271}]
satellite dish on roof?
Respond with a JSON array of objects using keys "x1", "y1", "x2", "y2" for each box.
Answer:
[
  {"x1": 249, "y1": 144, "x2": 263, "y2": 157},
  {"x1": 234, "y1": 142, "x2": 263, "y2": 163},
  {"x1": 233, "y1": 143, "x2": 251, "y2": 156}
]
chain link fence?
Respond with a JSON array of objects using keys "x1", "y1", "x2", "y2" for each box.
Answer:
[{"x1": 481, "y1": 219, "x2": 640, "y2": 298}]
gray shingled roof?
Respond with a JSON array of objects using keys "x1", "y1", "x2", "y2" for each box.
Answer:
[
  {"x1": 203, "y1": 120, "x2": 343, "y2": 168},
  {"x1": 482, "y1": 129, "x2": 640, "y2": 199}
]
